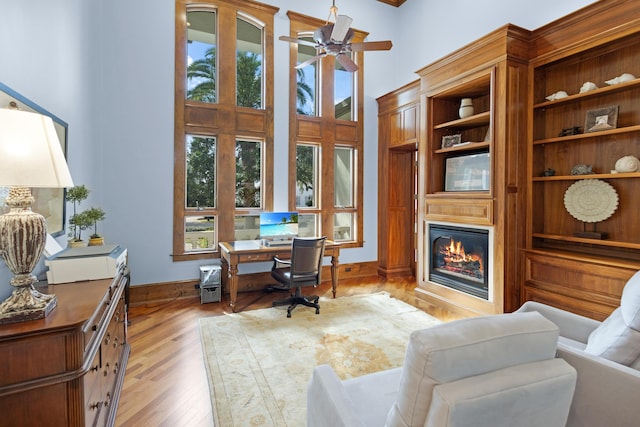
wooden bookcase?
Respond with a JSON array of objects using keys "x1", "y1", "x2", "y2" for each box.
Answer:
[
  {"x1": 416, "y1": 24, "x2": 530, "y2": 316},
  {"x1": 523, "y1": 0, "x2": 640, "y2": 320}
]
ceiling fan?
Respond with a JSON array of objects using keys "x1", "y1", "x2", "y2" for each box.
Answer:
[{"x1": 279, "y1": 0, "x2": 392, "y2": 72}]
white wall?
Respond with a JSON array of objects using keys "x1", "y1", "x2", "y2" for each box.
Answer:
[
  {"x1": 0, "y1": 0, "x2": 597, "y2": 296},
  {"x1": 0, "y1": 0, "x2": 98, "y2": 300}
]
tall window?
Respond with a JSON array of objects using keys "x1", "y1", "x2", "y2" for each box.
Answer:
[
  {"x1": 286, "y1": 11, "x2": 364, "y2": 247},
  {"x1": 186, "y1": 10, "x2": 217, "y2": 103},
  {"x1": 296, "y1": 35, "x2": 318, "y2": 116},
  {"x1": 236, "y1": 15, "x2": 264, "y2": 109},
  {"x1": 174, "y1": 0, "x2": 277, "y2": 261}
]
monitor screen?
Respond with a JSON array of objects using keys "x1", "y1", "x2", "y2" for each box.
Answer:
[{"x1": 259, "y1": 212, "x2": 299, "y2": 241}]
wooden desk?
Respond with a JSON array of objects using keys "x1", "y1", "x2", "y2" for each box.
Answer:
[{"x1": 219, "y1": 240, "x2": 340, "y2": 312}]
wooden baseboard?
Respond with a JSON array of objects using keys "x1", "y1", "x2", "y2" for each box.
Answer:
[{"x1": 129, "y1": 261, "x2": 378, "y2": 306}]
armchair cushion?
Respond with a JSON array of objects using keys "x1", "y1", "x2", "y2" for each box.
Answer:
[
  {"x1": 385, "y1": 312, "x2": 561, "y2": 427},
  {"x1": 585, "y1": 271, "x2": 640, "y2": 365},
  {"x1": 424, "y1": 359, "x2": 576, "y2": 427}
]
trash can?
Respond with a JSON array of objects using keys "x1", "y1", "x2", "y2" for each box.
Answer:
[{"x1": 200, "y1": 265, "x2": 221, "y2": 304}]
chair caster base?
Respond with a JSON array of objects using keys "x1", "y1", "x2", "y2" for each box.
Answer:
[{"x1": 274, "y1": 295, "x2": 320, "y2": 318}]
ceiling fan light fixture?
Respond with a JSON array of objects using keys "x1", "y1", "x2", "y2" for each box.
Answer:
[
  {"x1": 279, "y1": 0, "x2": 392, "y2": 73},
  {"x1": 330, "y1": 15, "x2": 353, "y2": 43}
]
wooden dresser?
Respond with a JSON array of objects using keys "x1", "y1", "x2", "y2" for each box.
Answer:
[{"x1": 0, "y1": 271, "x2": 130, "y2": 426}]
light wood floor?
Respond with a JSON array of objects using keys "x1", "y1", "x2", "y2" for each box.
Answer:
[{"x1": 114, "y1": 276, "x2": 461, "y2": 426}]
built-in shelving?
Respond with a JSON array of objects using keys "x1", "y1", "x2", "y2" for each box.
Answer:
[
  {"x1": 416, "y1": 24, "x2": 530, "y2": 316},
  {"x1": 523, "y1": 0, "x2": 640, "y2": 320}
]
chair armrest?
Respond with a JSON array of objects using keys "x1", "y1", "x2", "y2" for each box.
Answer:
[
  {"x1": 307, "y1": 365, "x2": 363, "y2": 427},
  {"x1": 517, "y1": 301, "x2": 600, "y2": 344},
  {"x1": 272, "y1": 256, "x2": 291, "y2": 265},
  {"x1": 272, "y1": 256, "x2": 291, "y2": 269},
  {"x1": 557, "y1": 343, "x2": 640, "y2": 427}
]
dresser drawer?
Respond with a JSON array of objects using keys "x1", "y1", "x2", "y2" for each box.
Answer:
[{"x1": 84, "y1": 350, "x2": 103, "y2": 427}]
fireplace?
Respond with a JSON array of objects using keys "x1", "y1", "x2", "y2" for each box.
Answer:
[{"x1": 428, "y1": 224, "x2": 489, "y2": 300}]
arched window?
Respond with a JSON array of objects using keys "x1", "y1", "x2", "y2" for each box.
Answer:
[
  {"x1": 286, "y1": 11, "x2": 364, "y2": 246},
  {"x1": 174, "y1": 0, "x2": 277, "y2": 260}
]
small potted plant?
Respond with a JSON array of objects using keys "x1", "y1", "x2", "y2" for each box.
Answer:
[
  {"x1": 68, "y1": 210, "x2": 93, "y2": 247},
  {"x1": 67, "y1": 185, "x2": 90, "y2": 247},
  {"x1": 86, "y1": 207, "x2": 106, "y2": 246},
  {"x1": 66, "y1": 185, "x2": 107, "y2": 247}
]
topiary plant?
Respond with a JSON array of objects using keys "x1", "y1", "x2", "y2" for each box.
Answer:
[
  {"x1": 66, "y1": 185, "x2": 90, "y2": 242},
  {"x1": 86, "y1": 207, "x2": 106, "y2": 239}
]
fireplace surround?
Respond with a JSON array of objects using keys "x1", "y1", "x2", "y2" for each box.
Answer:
[{"x1": 428, "y1": 224, "x2": 489, "y2": 300}]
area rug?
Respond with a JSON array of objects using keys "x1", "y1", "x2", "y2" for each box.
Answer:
[{"x1": 199, "y1": 292, "x2": 441, "y2": 427}]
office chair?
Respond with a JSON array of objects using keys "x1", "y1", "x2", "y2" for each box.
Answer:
[{"x1": 268, "y1": 237, "x2": 326, "y2": 318}]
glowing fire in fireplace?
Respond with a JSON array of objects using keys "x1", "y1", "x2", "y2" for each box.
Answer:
[{"x1": 438, "y1": 238, "x2": 484, "y2": 279}]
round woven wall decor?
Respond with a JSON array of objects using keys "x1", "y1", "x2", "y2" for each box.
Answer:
[{"x1": 563, "y1": 179, "x2": 619, "y2": 223}]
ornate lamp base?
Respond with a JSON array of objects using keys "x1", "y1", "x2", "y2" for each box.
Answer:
[
  {"x1": 0, "y1": 285, "x2": 57, "y2": 324},
  {"x1": 0, "y1": 186, "x2": 56, "y2": 324}
]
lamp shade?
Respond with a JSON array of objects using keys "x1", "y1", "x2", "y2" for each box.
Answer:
[{"x1": 0, "y1": 108, "x2": 73, "y2": 188}]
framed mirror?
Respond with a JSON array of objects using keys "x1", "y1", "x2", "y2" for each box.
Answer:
[{"x1": 0, "y1": 82, "x2": 69, "y2": 237}]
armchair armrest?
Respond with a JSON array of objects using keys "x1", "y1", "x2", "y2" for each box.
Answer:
[
  {"x1": 307, "y1": 365, "x2": 363, "y2": 427},
  {"x1": 557, "y1": 343, "x2": 640, "y2": 427},
  {"x1": 517, "y1": 301, "x2": 600, "y2": 344}
]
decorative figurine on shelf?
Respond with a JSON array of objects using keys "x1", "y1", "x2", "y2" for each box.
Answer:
[
  {"x1": 614, "y1": 155, "x2": 640, "y2": 173},
  {"x1": 605, "y1": 73, "x2": 636, "y2": 85},
  {"x1": 559, "y1": 126, "x2": 582, "y2": 136},
  {"x1": 543, "y1": 168, "x2": 556, "y2": 177},
  {"x1": 458, "y1": 98, "x2": 474, "y2": 118},
  {"x1": 579, "y1": 81, "x2": 598, "y2": 93},
  {"x1": 545, "y1": 91, "x2": 568, "y2": 101},
  {"x1": 571, "y1": 164, "x2": 593, "y2": 175}
]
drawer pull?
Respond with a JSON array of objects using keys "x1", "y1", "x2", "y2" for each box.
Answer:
[
  {"x1": 89, "y1": 401, "x2": 102, "y2": 411},
  {"x1": 90, "y1": 364, "x2": 99, "y2": 373}
]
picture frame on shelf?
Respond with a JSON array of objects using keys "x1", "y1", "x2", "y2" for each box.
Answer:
[
  {"x1": 441, "y1": 134, "x2": 461, "y2": 148},
  {"x1": 585, "y1": 105, "x2": 619, "y2": 133},
  {"x1": 444, "y1": 152, "x2": 491, "y2": 192}
]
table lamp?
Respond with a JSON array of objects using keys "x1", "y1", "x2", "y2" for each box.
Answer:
[{"x1": 0, "y1": 107, "x2": 74, "y2": 324}]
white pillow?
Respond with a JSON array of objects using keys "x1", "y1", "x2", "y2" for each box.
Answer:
[
  {"x1": 621, "y1": 270, "x2": 640, "y2": 330},
  {"x1": 585, "y1": 308, "x2": 640, "y2": 365},
  {"x1": 585, "y1": 271, "x2": 640, "y2": 365}
]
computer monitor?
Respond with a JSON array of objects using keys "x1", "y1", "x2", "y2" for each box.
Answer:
[{"x1": 259, "y1": 212, "x2": 298, "y2": 244}]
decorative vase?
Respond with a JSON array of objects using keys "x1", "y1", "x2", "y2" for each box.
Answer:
[{"x1": 458, "y1": 98, "x2": 474, "y2": 118}]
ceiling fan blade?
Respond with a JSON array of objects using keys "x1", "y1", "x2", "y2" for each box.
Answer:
[
  {"x1": 336, "y1": 54, "x2": 359, "y2": 72},
  {"x1": 349, "y1": 40, "x2": 393, "y2": 51},
  {"x1": 279, "y1": 35, "x2": 318, "y2": 48},
  {"x1": 295, "y1": 54, "x2": 323, "y2": 70},
  {"x1": 330, "y1": 15, "x2": 353, "y2": 43}
]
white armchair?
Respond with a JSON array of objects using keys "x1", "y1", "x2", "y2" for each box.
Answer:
[
  {"x1": 518, "y1": 270, "x2": 640, "y2": 427},
  {"x1": 307, "y1": 311, "x2": 577, "y2": 427}
]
